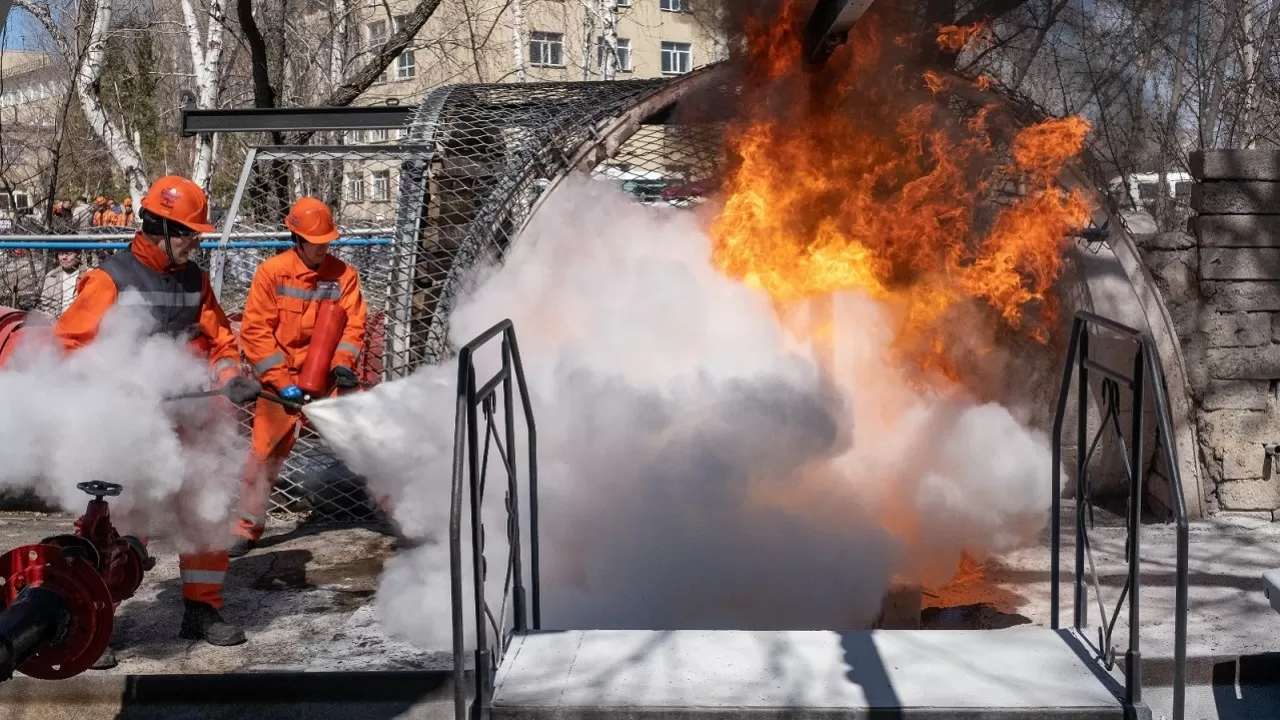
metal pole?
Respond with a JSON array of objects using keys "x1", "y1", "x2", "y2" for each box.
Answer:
[
  {"x1": 211, "y1": 147, "x2": 258, "y2": 299},
  {"x1": 468, "y1": 367, "x2": 492, "y2": 716},
  {"x1": 505, "y1": 329, "x2": 540, "y2": 629},
  {"x1": 503, "y1": 333, "x2": 528, "y2": 632},
  {"x1": 1075, "y1": 331, "x2": 1089, "y2": 630},
  {"x1": 449, "y1": 350, "x2": 472, "y2": 720},
  {"x1": 1126, "y1": 347, "x2": 1145, "y2": 708},
  {"x1": 1050, "y1": 317, "x2": 1083, "y2": 630}
]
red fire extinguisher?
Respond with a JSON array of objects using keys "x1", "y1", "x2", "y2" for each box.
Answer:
[{"x1": 297, "y1": 282, "x2": 347, "y2": 397}]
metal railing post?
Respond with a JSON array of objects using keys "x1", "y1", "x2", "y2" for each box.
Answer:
[
  {"x1": 450, "y1": 348, "x2": 472, "y2": 720},
  {"x1": 1075, "y1": 329, "x2": 1089, "y2": 630},
  {"x1": 503, "y1": 333, "x2": 529, "y2": 633},
  {"x1": 1051, "y1": 317, "x2": 1083, "y2": 630},
  {"x1": 1126, "y1": 346, "x2": 1145, "y2": 707}
]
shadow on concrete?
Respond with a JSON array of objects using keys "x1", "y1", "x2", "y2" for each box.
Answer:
[
  {"x1": 1212, "y1": 653, "x2": 1280, "y2": 720},
  {"x1": 840, "y1": 632, "x2": 902, "y2": 719},
  {"x1": 111, "y1": 670, "x2": 453, "y2": 720}
]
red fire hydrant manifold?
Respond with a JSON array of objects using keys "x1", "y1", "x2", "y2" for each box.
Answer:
[{"x1": 0, "y1": 481, "x2": 154, "y2": 681}]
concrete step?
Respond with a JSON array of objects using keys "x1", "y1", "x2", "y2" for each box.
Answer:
[{"x1": 491, "y1": 628, "x2": 1142, "y2": 719}]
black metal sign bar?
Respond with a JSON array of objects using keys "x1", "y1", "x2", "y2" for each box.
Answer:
[
  {"x1": 803, "y1": 0, "x2": 879, "y2": 65},
  {"x1": 179, "y1": 105, "x2": 413, "y2": 136}
]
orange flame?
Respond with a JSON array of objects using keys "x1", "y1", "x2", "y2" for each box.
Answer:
[
  {"x1": 712, "y1": 3, "x2": 1092, "y2": 376},
  {"x1": 937, "y1": 22, "x2": 987, "y2": 53}
]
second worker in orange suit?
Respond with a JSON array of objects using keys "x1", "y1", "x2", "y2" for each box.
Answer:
[{"x1": 232, "y1": 197, "x2": 368, "y2": 556}]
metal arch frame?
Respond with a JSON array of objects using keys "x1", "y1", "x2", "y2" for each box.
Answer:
[{"x1": 385, "y1": 85, "x2": 455, "y2": 378}]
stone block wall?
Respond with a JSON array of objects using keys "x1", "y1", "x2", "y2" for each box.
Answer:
[{"x1": 1143, "y1": 149, "x2": 1280, "y2": 516}]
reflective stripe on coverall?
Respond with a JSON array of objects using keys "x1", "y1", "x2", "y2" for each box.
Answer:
[
  {"x1": 54, "y1": 236, "x2": 239, "y2": 608},
  {"x1": 236, "y1": 248, "x2": 367, "y2": 540}
]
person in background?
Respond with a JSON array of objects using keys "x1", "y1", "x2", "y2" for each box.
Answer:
[
  {"x1": 91, "y1": 196, "x2": 111, "y2": 227},
  {"x1": 115, "y1": 197, "x2": 135, "y2": 227},
  {"x1": 71, "y1": 197, "x2": 92, "y2": 228},
  {"x1": 39, "y1": 248, "x2": 84, "y2": 317}
]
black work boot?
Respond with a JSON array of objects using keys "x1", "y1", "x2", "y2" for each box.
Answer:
[
  {"x1": 179, "y1": 601, "x2": 246, "y2": 646},
  {"x1": 227, "y1": 537, "x2": 256, "y2": 558},
  {"x1": 90, "y1": 645, "x2": 118, "y2": 670}
]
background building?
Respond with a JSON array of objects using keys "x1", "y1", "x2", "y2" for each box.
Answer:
[{"x1": 0, "y1": 49, "x2": 60, "y2": 227}]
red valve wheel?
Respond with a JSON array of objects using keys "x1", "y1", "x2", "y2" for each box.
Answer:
[{"x1": 0, "y1": 543, "x2": 114, "y2": 679}]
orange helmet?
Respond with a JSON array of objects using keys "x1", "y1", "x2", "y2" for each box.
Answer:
[
  {"x1": 285, "y1": 197, "x2": 340, "y2": 244},
  {"x1": 140, "y1": 175, "x2": 215, "y2": 233}
]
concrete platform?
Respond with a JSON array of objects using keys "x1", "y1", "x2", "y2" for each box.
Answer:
[{"x1": 491, "y1": 628, "x2": 1134, "y2": 719}]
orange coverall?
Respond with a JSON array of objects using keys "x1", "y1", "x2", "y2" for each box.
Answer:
[
  {"x1": 236, "y1": 248, "x2": 367, "y2": 541},
  {"x1": 54, "y1": 236, "x2": 240, "y2": 608}
]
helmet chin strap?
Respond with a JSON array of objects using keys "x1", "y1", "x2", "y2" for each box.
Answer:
[{"x1": 161, "y1": 217, "x2": 177, "y2": 267}]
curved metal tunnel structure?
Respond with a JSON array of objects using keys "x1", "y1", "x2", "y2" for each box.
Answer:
[{"x1": 389, "y1": 61, "x2": 1204, "y2": 521}]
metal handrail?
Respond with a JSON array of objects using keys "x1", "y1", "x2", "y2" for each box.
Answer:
[
  {"x1": 449, "y1": 319, "x2": 539, "y2": 720},
  {"x1": 1050, "y1": 311, "x2": 1188, "y2": 720}
]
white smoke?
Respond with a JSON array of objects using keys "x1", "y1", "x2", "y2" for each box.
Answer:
[
  {"x1": 305, "y1": 175, "x2": 1053, "y2": 649},
  {"x1": 0, "y1": 297, "x2": 243, "y2": 553}
]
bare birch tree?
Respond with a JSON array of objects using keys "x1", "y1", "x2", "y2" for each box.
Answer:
[
  {"x1": 16, "y1": 0, "x2": 149, "y2": 201},
  {"x1": 180, "y1": 0, "x2": 226, "y2": 190}
]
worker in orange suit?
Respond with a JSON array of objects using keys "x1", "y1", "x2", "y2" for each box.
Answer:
[
  {"x1": 54, "y1": 175, "x2": 260, "y2": 662},
  {"x1": 231, "y1": 197, "x2": 368, "y2": 556},
  {"x1": 116, "y1": 197, "x2": 135, "y2": 227},
  {"x1": 90, "y1": 196, "x2": 111, "y2": 227}
]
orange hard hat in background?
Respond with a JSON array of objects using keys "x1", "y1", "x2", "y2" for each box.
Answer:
[
  {"x1": 141, "y1": 176, "x2": 215, "y2": 233},
  {"x1": 285, "y1": 197, "x2": 340, "y2": 244}
]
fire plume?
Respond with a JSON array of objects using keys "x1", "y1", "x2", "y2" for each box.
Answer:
[{"x1": 711, "y1": 3, "x2": 1092, "y2": 376}]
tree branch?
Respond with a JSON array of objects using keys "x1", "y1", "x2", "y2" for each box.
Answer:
[{"x1": 322, "y1": 0, "x2": 444, "y2": 107}]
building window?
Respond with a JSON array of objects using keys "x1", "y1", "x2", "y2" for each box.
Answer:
[
  {"x1": 396, "y1": 51, "x2": 416, "y2": 79},
  {"x1": 372, "y1": 170, "x2": 391, "y2": 201},
  {"x1": 367, "y1": 20, "x2": 389, "y2": 82},
  {"x1": 597, "y1": 37, "x2": 632, "y2": 72},
  {"x1": 1137, "y1": 182, "x2": 1160, "y2": 201},
  {"x1": 530, "y1": 31, "x2": 565, "y2": 67},
  {"x1": 661, "y1": 41, "x2": 692, "y2": 74},
  {"x1": 660, "y1": 0, "x2": 689, "y2": 11},
  {"x1": 616, "y1": 0, "x2": 630, "y2": 5},
  {"x1": 13, "y1": 192, "x2": 29, "y2": 210},
  {"x1": 346, "y1": 172, "x2": 365, "y2": 201},
  {"x1": 391, "y1": 16, "x2": 416, "y2": 80}
]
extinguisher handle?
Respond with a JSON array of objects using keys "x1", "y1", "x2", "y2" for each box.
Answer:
[{"x1": 259, "y1": 390, "x2": 308, "y2": 412}]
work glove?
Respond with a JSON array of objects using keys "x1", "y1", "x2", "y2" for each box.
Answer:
[
  {"x1": 222, "y1": 376, "x2": 262, "y2": 404},
  {"x1": 333, "y1": 366, "x2": 360, "y2": 389},
  {"x1": 279, "y1": 385, "x2": 305, "y2": 402}
]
